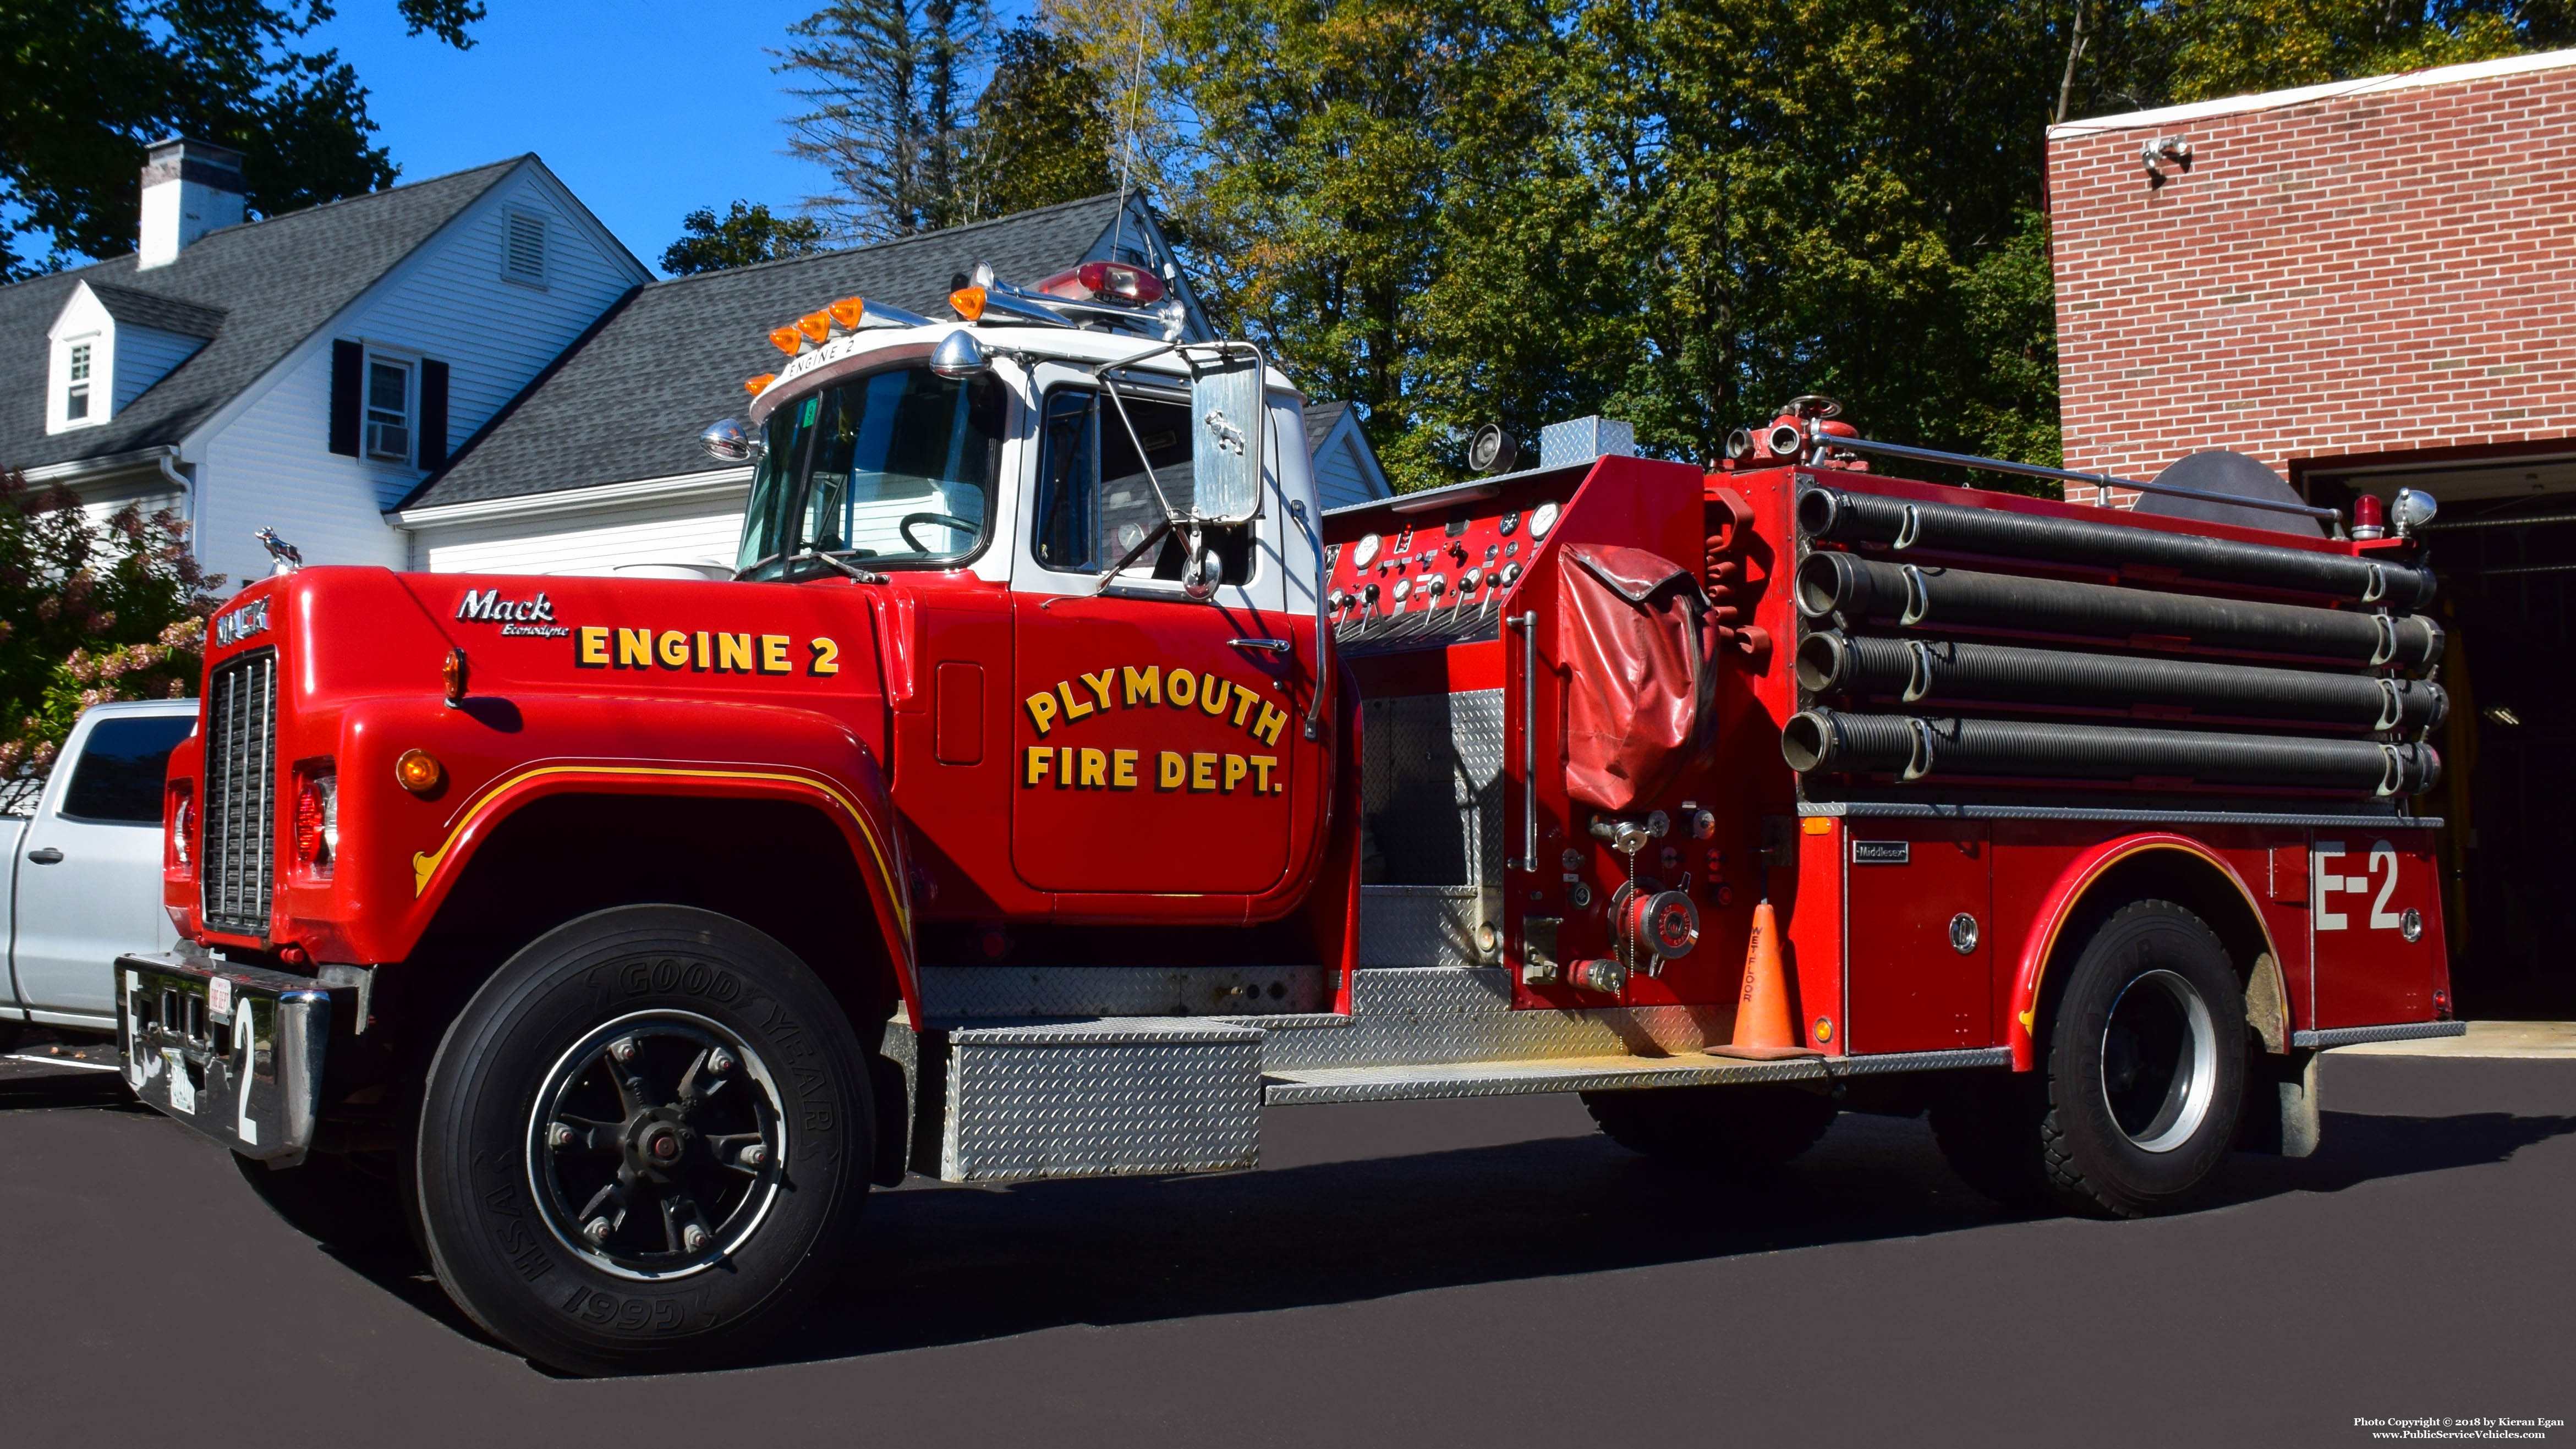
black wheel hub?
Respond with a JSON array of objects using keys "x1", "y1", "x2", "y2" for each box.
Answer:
[{"x1": 529, "y1": 1013, "x2": 785, "y2": 1279}]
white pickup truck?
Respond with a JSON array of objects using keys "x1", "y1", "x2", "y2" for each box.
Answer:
[{"x1": 0, "y1": 700, "x2": 196, "y2": 1050}]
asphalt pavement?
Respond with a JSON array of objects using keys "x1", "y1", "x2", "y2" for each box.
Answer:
[{"x1": 1, "y1": 1035, "x2": 2568, "y2": 1448}]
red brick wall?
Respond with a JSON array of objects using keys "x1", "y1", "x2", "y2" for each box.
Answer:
[{"x1": 2049, "y1": 57, "x2": 2576, "y2": 504}]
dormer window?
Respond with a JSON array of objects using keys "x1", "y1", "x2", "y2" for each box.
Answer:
[
  {"x1": 65, "y1": 342, "x2": 94, "y2": 421},
  {"x1": 365, "y1": 356, "x2": 413, "y2": 463}
]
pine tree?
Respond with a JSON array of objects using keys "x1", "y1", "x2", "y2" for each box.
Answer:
[
  {"x1": 779, "y1": 0, "x2": 996, "y2": 241},
  {"x1": 963, "y1": 21, "x2": 1117, "y2": 219}
]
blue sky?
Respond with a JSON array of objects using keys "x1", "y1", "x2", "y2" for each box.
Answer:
[{"x1": 311, "y1": 1, "x2": 1018, "y2": 276}]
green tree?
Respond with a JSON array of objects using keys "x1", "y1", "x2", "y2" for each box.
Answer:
[
  {"x1": 660, "y1": 200, "x2": 831, "y2": 275},
  {"x1": 0, "y1": 1, "x2": 485, "y2": 280},
  {"x1": 962, "y1": 20, "x2": 1116, "y2": 218},
  {"x1": 780, "y1": 0, "x2": 996, "y2": 240},
  {"x1": 0, "y1": 470, "x2": 222, "y2": 812}
]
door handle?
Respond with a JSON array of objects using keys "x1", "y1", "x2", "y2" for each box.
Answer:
[
  {"x1": 26, "y1": 848, "x2": 63, "y2": 864},
  {"x1": 1228, "y1": 638, "x2": 1292, "y2": 653}
]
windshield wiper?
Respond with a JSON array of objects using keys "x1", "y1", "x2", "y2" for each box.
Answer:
[{"x1": 787, "y1": 549, "x2": 886, "y2": 584}]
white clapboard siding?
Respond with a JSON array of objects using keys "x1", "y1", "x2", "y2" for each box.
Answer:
[
  {"x1": 339, "y1": 169, "x2": 647, "y2": 511},
  {"x1": 112, "y1": 326, "x2": 208, "y2": 413},
  {"x1": 199, "y1": 350, "x2": 412, "y2": 586},
  {"x1": 189, "y1": 162, "x2": 649, "y2": 590},
  {"x1": 413, "y1": 489, "x2": 752, "y2": 577},
  {"x1": 1314, "y1": 432, "x2": 1379, "y2": 511}
]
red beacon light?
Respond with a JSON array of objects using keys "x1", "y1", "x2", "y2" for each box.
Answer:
[
  {"x1": 1034, "y1": 261, "x2": 1166, "y2": 307},
  {"x1": 2350, "y1": 493, "x2": 2387, "y2": 540}
]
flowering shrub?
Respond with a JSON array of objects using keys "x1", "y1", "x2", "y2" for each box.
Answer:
[{"x1": 0, "y1": 468, "x2": 221, "y2": 813}]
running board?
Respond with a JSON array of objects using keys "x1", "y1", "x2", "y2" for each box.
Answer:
[{"x1": 1262, "y1": 1046, "x2": 2012, "y2": 1106}]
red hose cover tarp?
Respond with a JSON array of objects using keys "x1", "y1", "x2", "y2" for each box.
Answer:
[{"x1": 1558, "y1": 544, "x2": 1718, "y2": 812}]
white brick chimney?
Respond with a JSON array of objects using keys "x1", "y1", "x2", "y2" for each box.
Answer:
[{"x1": 137, "y1": 137, "x2": 245, "y2": 269}]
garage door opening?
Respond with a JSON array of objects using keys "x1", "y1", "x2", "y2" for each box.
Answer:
[{"x1": 2303, "y1": 442, "x2": 2576, "y2": 1019}]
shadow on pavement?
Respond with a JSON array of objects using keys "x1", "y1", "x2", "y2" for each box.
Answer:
[
  {"x1": 0, "y1": 1066, "x2": 146, "y2": 1113},
  {"x1": 754, "y1": 1106, "x2": 2576, "y2": 1368}
]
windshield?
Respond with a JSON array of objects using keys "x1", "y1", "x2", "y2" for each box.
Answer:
[{"x1": 736, "y1": 364, "x2": 1006, "y2": 579}]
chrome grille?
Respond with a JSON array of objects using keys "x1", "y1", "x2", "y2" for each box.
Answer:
[{"x1": 201, "y1": 649, "x2": 277, "y2": 937}]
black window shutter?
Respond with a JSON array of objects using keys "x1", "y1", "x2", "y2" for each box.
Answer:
[
  {"x1": 328, "y1": 341, "x2": 363, "y2": 457},
  {"x1": 418, "y1": 359, "x2": 451, "y2": 470}
]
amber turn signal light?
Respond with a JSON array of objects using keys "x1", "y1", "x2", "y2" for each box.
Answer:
[
  {"x1": 949, "y1": 286, "x2": 986, "y2": 321},
  {"x1": 827, "y1": 296, "x2": 865, "y2": 329},
  {"x1": 767, "y1": 325, "x2": 802, "y2": 356},
  {"x1": 441, "y1": 646, "x2": 469, "y2": 707},
  {"x1": 395, "y1": 749, "x2": 445, "y2": 796},
  {"x1": 743, "y1": 372, "x2": 775, "y2": 395}
]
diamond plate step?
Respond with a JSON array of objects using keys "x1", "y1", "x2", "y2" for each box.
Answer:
[{"x1": 941, "y1": 1018, "x2": 1262, "y2": 1183}]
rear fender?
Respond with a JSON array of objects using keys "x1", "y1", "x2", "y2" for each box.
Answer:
[{"x1": 2007, "y1": 832, "x2": 2276, "y2": 1071}]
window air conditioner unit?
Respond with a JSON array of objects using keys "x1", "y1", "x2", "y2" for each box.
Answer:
[{"x1": 365, "y1": 419, "x2": 411, "y2": 463}]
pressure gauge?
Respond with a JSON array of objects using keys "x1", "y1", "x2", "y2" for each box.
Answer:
[
  {"x1": 1529, "y1": 501, "x2": 1560, "y2": 540},
  {"x1": 1352, "y1": 533, "x2": 1381, "y2": 569},
  {"x1": 1461, "y1": 566, "x2": 1483, "y2": 591},
  {"x1": 1392, "y1": 579, "x2": 1411, "y2": 602}
]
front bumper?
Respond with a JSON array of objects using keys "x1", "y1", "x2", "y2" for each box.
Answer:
[{"x1": 117, "y1": 946, "x2": 338, "y2": 1165}]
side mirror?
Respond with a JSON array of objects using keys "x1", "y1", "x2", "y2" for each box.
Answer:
[
  {"x1": 1181, "y1": 546, "x2": 1223, "y2": 601},
  {"x1": 1188, "y1": 353, "x2": 1264, "y2": 525},
  {"x1": 930, "y1": 328, "x2": 989, "y2": 379},
  {"x1": 700, "y1": 417, "x2": 762, "y2": 464}
]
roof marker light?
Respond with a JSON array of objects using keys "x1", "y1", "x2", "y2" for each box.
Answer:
[
  {"x1": 796, "y1": 311, "x2": 831, "y2": 344},
  {"x1": 743, "y1": 373, "x2": 775, "y2": 395},
  {"x1": 949, "y1": 286, "x2": 987, "y2": 321},
  {"x1": 827, "y1": 297, "x2": 865, "y2": 330},
  {"x1": 767, "y1": 325, "x2": 802, "y2": 356}
]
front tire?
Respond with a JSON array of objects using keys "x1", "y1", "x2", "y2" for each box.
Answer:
[
  {"x1": 415, "y1": 906, "x2": 873, "y2": 1376},
  {"x1": 2037, "y1": 899, "x2": 2247, "y2": 1217},
  {"x1": 1583, "y1": 1083, "x2": 1839, "y2": 1167}
]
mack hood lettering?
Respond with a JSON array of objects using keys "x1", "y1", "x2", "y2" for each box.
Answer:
[{"x1": 457, "y1": 589, "x2": 558, "y2": 624}]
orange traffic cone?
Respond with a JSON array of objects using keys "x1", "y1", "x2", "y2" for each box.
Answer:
[{"x1": 1706, "y1": 898, "x2": 1820, "y2": 1060}]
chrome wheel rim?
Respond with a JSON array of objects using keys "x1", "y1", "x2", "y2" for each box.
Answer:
[
  {"x1": 526, "y1": 1009, "x2": 787, "y2": 1281},
  {"x1": 2098, "y1": 968, "x2": 2218, "y2": 1154}
]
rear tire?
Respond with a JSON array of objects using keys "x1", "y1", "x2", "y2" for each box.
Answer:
[
  {"x1": 414, "y1": 905, "x2": 873, "y2": 1376},
  {"x1": 1582, "y1": 1083, "x2": 1839, "y2": 1167},
  {"x1": 2037, "y1": 898, "x2": 2247, "y2": 1217}
]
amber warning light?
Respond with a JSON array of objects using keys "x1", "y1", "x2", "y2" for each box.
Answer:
[
  {"x1": 396, "y1": 749, "x2": 445, "y2": 796},
  {"x1": 949, "y1": 286, "x2": 987, "y2": 321}
]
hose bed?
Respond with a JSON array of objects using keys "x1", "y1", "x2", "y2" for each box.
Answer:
[
  {"x1": 1796, "y1": 630, "x2": 2447, "y2": 732},
  {"x1": 1782, "y1": 708, "x2": 2441, "y2": 795},
  {"x1": 1796, "y1": 551, "x2": 2443, "y2": 672},
  {"x1": 1797, "y1": 485, "x2": 2435, "y2": 611}
]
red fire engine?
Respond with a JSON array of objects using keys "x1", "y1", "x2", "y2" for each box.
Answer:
[{"x1": 115, "y1": 265, "x2": 2458, "y2": 1375}]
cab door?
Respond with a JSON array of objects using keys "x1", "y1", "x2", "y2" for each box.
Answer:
[
  {"x1": 12, "y1": 706, "x2": 192, "y2": 1022},
  {"x1": 1007, "y1": 366, "x2": 1316, "y2": 897}
]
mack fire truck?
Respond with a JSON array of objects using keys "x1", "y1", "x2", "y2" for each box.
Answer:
[{"x1": 115, "y1": 261, "x2": 2461, "y2": 1375}]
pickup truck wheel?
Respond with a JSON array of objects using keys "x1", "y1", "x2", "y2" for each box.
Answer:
[
  {"x1": 2037, "y1": 899, "x2": 2248, "y2": 1218},
  {"x1": 234, "y1": 1150, "x2": 420, "y2": 1266},
  {"x1": 1581, "y1": 1083, "x2": 1838, "y2": 1167},
  {"x1": 415, "y1": 905, "x2": 872, "y2": 1376}
]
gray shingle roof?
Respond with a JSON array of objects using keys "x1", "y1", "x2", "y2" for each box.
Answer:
[
  {"x1": 87, "y1": 283, "x2": 227, "y2": 338},
  {"x1": 1303, "y1": 399, "x2": 1351, "y2": 454},
  {"x1": 0, "y1": 158, "x2": 522, "y2": 472},
  {"x1": 402, "y1": 193, "x2": 1134, "y2": 510}
]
